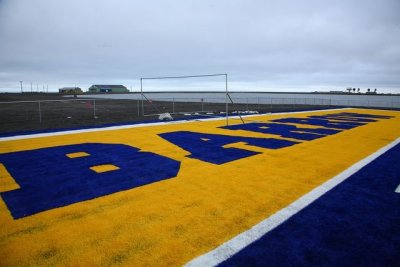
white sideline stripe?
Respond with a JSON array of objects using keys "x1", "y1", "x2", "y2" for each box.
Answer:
[
  {"x1": 395, "y1": 185, "x2": 400, "y2": 193},
  {"x1": 185, "y1": 137, "x2": 400, "y2": 267},
  {"x1": 0, "y1": 108, "x2": 349, "y2": 142}
]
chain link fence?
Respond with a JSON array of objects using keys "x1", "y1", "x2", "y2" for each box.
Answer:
[{"x1": 1, "y1": 96, "x2": 399, "y2": 134}]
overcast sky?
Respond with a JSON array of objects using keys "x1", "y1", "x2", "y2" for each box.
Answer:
[{"x1": 0, "y1": 0, "x2": 399, "y2": 93}]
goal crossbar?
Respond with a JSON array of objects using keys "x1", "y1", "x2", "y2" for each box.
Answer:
[{"x1": 140, "y1": 73, "x2": 227, "y2": 80}]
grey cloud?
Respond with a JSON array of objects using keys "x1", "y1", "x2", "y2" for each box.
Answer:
[{"x1": 0, "y1": 0, "x2": 399, "y2": 92}]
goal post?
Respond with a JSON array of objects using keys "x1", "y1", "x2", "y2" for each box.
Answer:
[{"x1": 139, "y1": 73, "x2": 244, "y2": 126}]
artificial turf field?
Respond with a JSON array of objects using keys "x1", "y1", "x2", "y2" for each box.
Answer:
[{"x1": 0, "y1": 108, "x2": 399, "y2": 266}]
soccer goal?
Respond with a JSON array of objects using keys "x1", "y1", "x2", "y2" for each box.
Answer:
[{"x1": 140, "y1": 73, "x2": 244, "y2": 126}]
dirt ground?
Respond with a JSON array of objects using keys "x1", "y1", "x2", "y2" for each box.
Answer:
[{"x1": 0, "y1": 93, "x2": 334, "y2": 134}]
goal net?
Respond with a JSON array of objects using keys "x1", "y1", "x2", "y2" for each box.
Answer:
[{"x1": 140, "y1": 73, "x2": 244, "y2": 125}]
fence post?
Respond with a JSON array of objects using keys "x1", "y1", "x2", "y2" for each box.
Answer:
[
  {"x1": 172, "y1": 98, "x2": 175, "y2": 114},
  {"x1": 38, "y1": 101, "x2": 42, "y2": 123},
  {"x1": 137, "y1": 99, "x2": 140, "y2": 116},
  {"x1": 270, "y1": 98, "x2": 272, "y2": 111},
  {"x1": 93, "y1": 99, "x2": 96, "y2": 118}
]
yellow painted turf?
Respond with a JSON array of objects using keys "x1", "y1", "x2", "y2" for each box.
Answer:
[{"x1": 0, "y1": 108, "x2": 399, "y2": 266}]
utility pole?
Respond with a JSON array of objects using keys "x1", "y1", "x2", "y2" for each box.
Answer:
[{"x1": 20, "y1": 81, "x2": 23, "y2": 93}]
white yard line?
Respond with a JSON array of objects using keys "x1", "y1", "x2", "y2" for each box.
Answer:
[
  {"x1": 184, "y1": 137, "x2": 400, "y2": 267},
  {"x1": 0, "y1": 108, "x2": 349, "y2": 142},
  {"x1": 395, "y1": 184, "x2": 400, "y2": 193}
]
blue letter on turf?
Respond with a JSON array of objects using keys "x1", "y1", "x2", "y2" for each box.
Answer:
[
  {"x1": 221, "y1": 123, "x2": 341, "y2": 140},
  {"x1": 0, "y1": 143, "x2": 180, "y2": 219},
  {"x1": 159, "y1": 131, "x2": 298, "y2": 164}
]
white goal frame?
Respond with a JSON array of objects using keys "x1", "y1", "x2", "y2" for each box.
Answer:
[{"x1": 140, "y1": 73, "x2": 235, "y2": 125}]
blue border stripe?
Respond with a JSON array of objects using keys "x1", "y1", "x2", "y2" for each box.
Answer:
[
  {"x1": 219, "y1": 144, "x2": 400, "y2": 266},
  {"x1": 0, "y1": 115, "x2": 217, "y2": 138}
]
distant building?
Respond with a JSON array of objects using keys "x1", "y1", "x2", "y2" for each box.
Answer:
[
  {"x1": 88, "y1": 85, "x2": 129, "y2": 93},
  {"x1": 59, "y1": 87, "x2": 83, "y2": 94}
]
